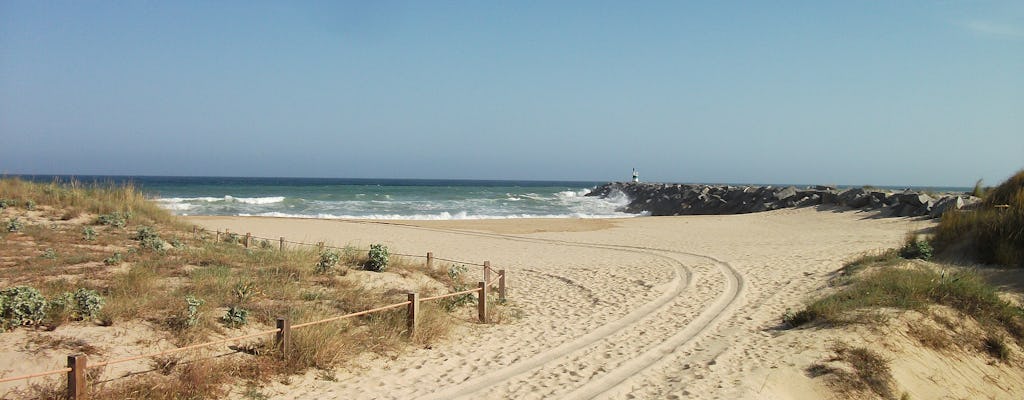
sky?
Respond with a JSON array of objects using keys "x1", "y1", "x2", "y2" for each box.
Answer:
[{"x1": 1, "y1": 1, "x2": 1021, "y2": 187}]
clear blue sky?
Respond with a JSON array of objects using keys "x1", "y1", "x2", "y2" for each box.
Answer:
[{"x1": 1, "y1": 1, "x2": 1021, "y2": 187}]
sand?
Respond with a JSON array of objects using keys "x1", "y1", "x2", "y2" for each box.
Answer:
[{"x1": 184, "y1": 207, "x2": 947, "y2": 399}]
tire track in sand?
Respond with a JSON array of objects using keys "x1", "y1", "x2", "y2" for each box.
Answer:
[{"x1": 345, "y1": 220, "x2": 746, "y2": 400}]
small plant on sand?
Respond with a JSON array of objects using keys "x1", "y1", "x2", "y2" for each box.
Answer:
[
  {"x1": 0, "y1": 199, "x2": 9, "y2": 209},
  {"x1": 441, "y1": 264, "x2": 475, "y2": 311},
  {"x1": 984, "y1": 335, "x2": 1011, "y2": 361},
  {"x1": 41, "y1": 248, "x2": 58, "y2": 260},
  {"x1": 136, "y1": 226, "x2": 165, "y2": 252},
  {"x1": 182, "y1": 295, "x2": 204, "y2": 328},
  {"x1": 96, "y1": 211, "x2": 130, "y2": 228},
  {"x1": 221, "y1": 306, "x2": 249, "y2": 328},
  {"x1": 6, "y1": 217, "x2": 23, "y2": 232},
  {"x1": 0, "y1": 286, "x2": 49, "y2": 329},
  {"x1": 232, "y1": 281, "x2": 261, "y2": 303},
  {"x1": 73, "y1": 288, "x2": 104, "y2": 320},
  {"x1": 24, "y1": 200, "x2": 36, "y2": 210},
  {"x1": 899, "y1": 237, "x2": 933, "y2": 260},
  {"x1": 315, "y1": 250, "x2": 340, "y2": 274},
  {"x1": 365, "y1": 244, "x2": 390, "y2": 272},
  {"x1": 104, "y1": 252, "x2": 123, "y2": 265},
  {"x1": 82, "y1": 226, "x2": 97, "y2": 241}
]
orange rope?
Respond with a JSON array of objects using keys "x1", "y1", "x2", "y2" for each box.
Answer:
[
  {"x1": 89, "y1": 328, "x2": 280, "y2": 369},
  {"x1": 420, "y1": 287, "x2": 481, "y2": 302},
  {"x1": 0, "y1": 367, "x2": 72, "y2": 383},
  {"x1": 292, "y1": 301, "x2": 412, "y2": 329}
]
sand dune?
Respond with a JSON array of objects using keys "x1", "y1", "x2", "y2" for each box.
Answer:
[{"x1": 190, "y1": 207, "x2": 933, "y2": 399}]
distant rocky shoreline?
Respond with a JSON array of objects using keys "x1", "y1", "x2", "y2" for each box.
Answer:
[{"x1": 586, "y1": 182, "x2": 980, "y2": 218}]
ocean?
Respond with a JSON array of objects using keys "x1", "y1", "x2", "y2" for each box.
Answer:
[
  {"x1": 12, "y1": 176, "x2": 634, "y2": 220},
  {"x1": 8, "y1": 175, "x2": 971, "y2": 220}
]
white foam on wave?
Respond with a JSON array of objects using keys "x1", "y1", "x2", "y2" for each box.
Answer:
[
  {"x1": 156, "y1": 195, "x2": 286, "y2": 205},
  {"x1": 239, "y1": 211, "x2": 639, "y2": 220}
]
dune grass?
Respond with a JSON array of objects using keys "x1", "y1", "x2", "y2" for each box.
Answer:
[
  {"x1": 0, "y1": 176, "x2": 179, "y2": 227},
  {"x1": 0, "y1": 177, "x2": 495, "y2": 399},
  {"x1": 934, "y1": 170, "x2": 1024, "y2": 268}
]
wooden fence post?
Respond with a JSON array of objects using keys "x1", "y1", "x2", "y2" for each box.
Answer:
[
  {"x1": 244, "y1": 233, "x2": 251, "y2": 248},
  {"x1": 216, "y1": 230, "x2": 221, "y2": 242},
  {"x1": 279, "y1": 237, "x2": 285, "y2": 251},
  {"x1": 192, "y1": 225, "x2": 197, "y2": 239},
  {"x1": 426, "y1": 252, "x2": 433, "y2": 270},
  {"x1": 407, "y1": 292, "x2": 419, "y2": 338},
  {"x1": 317, "y1": 242, "x2": 324, "y2": 252},
  {"x1": 67, "y1": 354, "x2": 86, "y2": 400},
  {"x1": 477, "y1": 281, "x2": 488, "y2": 323},
  {"x1": 483, "y1": 261, "x2": 491, "y2": 287},
  {"x1": 498, "y1": 269, "x2": 507, "y2": 302},
  {"x1": 275, "y1": 318, "x2": 291, "y2": 358}
]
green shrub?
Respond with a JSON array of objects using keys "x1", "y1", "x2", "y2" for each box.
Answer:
[
  {"x1": 73, "y1": 288, "x2": 104, "y2": 320},
  {"x1": 6, "y1": 217, "x2": 23, "y2": 232},
  {"x1": 83, "y1": 227, "x2": 97, "y2": 241},
  {"x1": 221, "y1": 306, "x2": 249, "y2": 328},
  {"x1": 0, "y1": 199, "x2": 9, "y2": 209},
  {"x1": 899, "y1": 239, "x2": 933, "y2": 260},
  {"x1": 24, "y1": 200, "x2": 36, "y2": 211},
  {"x1": 441, "y1": 264, "x2": 475, "y2": 311},
  {"x1": 1, "y1": 286, "x2": 49, "y2": 329},
  {"x1": 315, "y1": 250, "x2": 340, "y2": 274},
  {"x1": 135, "y1": 226, "x2": 165, "y2": 252},
  {"x1": 365, "y1": 244, "x2": 389, "y2": 272},
  {"x1": 96, "y1": 211, "x2": 130, "y2": 228},
  {"x1": 183, "y1": 295, "x2": 204, "y2": 328}
]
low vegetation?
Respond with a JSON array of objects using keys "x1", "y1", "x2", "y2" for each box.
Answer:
[
  {"x1": 934, "y1": 169, "x2": 1024, "y2": 267},
  {"x1": 0, "y1": 177, "x2": 506, "y2": 398}
]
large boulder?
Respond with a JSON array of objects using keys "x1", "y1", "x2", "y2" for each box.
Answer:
[{"x1": 838, "y1": 188, "x2": 871, "y2": 208}]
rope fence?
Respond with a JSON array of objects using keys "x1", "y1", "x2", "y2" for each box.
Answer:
[{"x1": 1, "y1": 226, "x2": 509, "y2": 399}]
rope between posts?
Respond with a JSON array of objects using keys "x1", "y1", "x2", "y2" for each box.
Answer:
[
  {"x1": 419, "y1": 287, "x2": 481, "y2": 302},
  {"x1": 434, "y1": 256, "x2": 486, "y2": 267},
  {"x1": 89, "y1": 328, "x2": 281, "y2": 369},
  {"x1": 0, "y1": 368, "x2": 72, "y2": 384},
  {"x1": 292, "y1": 301, "x2": 412, "y2": 329}
]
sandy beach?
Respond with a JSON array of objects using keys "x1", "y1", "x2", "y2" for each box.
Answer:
[{"x1": 187, "y1": 207, "x2": 936, "y2": 399}]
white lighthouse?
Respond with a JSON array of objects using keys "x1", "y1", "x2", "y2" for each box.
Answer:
[{"x1": 632, "y1": 168, "x2": 639, "y2": 183}]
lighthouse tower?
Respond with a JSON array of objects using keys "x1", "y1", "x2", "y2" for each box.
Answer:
[{"x1": 632, "y1": 168, "x2": 639, "y2": 183}]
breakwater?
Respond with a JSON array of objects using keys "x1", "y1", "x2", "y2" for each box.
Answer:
[{"x1": 586, "y1": 182, "x2": 979, "y2": 218}]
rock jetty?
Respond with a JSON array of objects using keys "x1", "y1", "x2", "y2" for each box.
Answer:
[{"x1": 586, "y1": 182, "x2": 979, "y2": 218}]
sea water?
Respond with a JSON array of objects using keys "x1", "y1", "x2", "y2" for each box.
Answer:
[{"x1": 18, "y1": 176, "x2": 634, "y2": 220}]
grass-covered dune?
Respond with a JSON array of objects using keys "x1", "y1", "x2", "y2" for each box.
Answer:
[
  {"x1": 781, "y1": 170, "x2": 1024, "y2": 399},
  {"x1": 0, "y1": 177, "x2": 490, "y2": 399},
  {"x1": 935, "y1": 169, "x2": 1024, "y2": 267}
]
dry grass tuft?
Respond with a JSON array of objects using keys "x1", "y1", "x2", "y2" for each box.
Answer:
[{"x1": 813, "y1": 342, "x2": 898, "y2": 400}]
